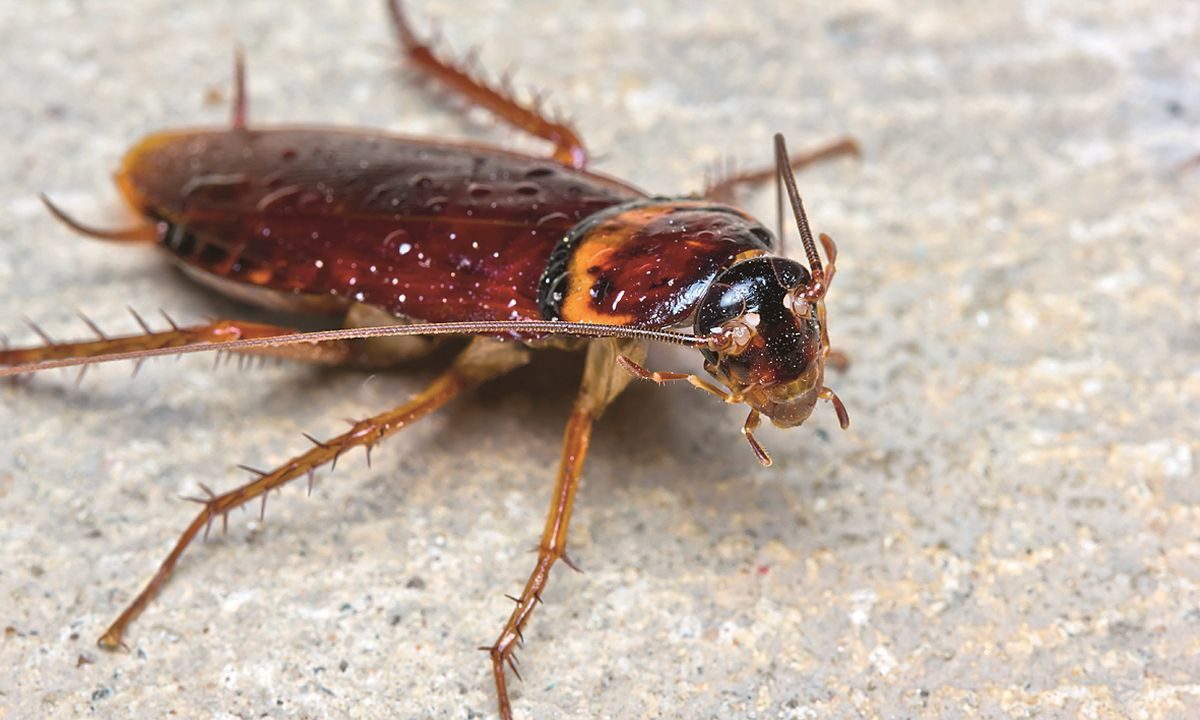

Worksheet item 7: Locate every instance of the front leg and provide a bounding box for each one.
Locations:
[486,337,646,720]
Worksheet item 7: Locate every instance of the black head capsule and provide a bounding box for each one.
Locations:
[696,256,827,428]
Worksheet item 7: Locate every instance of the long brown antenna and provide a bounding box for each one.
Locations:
[774,145,786,257]
[0,320,710,378]
[773,134,823,282]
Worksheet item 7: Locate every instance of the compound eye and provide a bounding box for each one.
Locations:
[783,287,813,320]
[715,312,760,355]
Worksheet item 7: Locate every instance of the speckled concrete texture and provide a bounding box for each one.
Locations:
[2,1,1198,718]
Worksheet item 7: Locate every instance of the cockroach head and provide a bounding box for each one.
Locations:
[693,133,849,436]
[695,255,827,428]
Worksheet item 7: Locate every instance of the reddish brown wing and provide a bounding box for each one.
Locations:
[117,128,643,323]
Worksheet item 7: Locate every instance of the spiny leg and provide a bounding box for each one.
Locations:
[386,0,588,169]
[486,338,645,720]
[0,313,352,372]
[703,136,861,205]
[98,337,529,650]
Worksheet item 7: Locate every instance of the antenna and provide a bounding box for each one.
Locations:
[773,134,824,287]
[774,144,786,257]
[0,320,711,378]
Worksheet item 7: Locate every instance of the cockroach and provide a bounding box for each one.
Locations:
[1,2,856,717]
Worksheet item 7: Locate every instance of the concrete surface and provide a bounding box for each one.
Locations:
[2,1,1198,718]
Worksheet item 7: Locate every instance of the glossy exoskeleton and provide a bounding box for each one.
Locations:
[0,2,856,718]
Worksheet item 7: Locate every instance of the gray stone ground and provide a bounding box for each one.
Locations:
[1,1,1198,718]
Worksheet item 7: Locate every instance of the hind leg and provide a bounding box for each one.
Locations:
[96,336,530,649]
[387,0,588,169]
